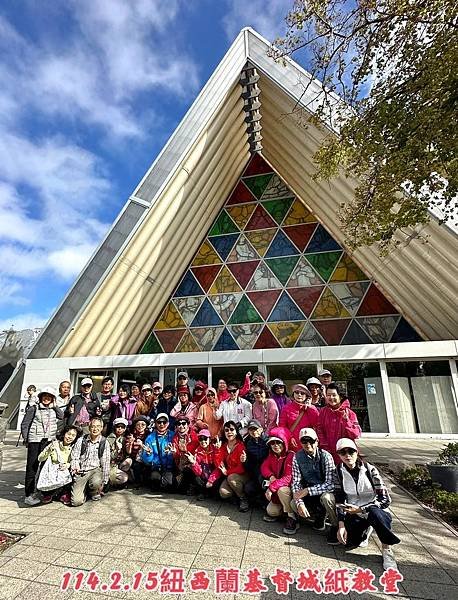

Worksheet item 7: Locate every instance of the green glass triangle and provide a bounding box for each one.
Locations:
[265,256,299,286]
[242,174,274,199]
[262,197,294,225]
[228,295,263,324]
[305,251,343,282]
[140,331,163,354]
[209,210,239,236]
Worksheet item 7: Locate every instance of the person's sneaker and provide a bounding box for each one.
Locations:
[24,495,41,506]
[91,494,102,501]
[263,513,277,522]
[312,515,326,531]
[327,526,339,545]
[239,498,250,512]
[59,493,71,505]
[41,494,53,504]
[359,526,374,548]
[382,548,398,571]
[283,516,299,535]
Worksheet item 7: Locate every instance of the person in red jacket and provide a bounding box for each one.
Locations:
[171,414,199,493]
[278,384,319,450]
[191,381,208,408]
[317,383,361,463]
[208,420,249,512]
[260,426,296,534]
[187,429,222,499]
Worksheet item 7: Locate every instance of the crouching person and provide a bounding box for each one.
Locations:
[290,427,338,541]
[107,418,132,488]
[70,417,111,506]
[187,429,222,499]
[260,427,297,534]
[334,438,400,570]
[140,413,175,491]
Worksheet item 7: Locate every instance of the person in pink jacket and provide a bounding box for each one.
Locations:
[260,426,296,535]
[317,383,361,463]
[251,382,279,433]
[278,384,319,451]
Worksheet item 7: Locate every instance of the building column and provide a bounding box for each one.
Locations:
[379,360,396,433]
[448,358,458,417]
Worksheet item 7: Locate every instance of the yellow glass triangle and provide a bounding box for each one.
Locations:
[226,203,257,229]
[283,199,317,225]
[175,331,200,352]
[245,228,277,257]
[311,288,351,319]
[154,301,186,329]
[191,240,222,266]
[268,321,305,347]
[330,254,368,282]
[209,266,242,294]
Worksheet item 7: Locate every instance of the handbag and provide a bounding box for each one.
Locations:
[36,442,72,492]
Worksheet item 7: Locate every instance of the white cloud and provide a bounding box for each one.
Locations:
[0,312,49,331]
[223,0,291,42]
[48,244,98,279]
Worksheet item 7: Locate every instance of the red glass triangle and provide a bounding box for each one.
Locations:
[313,319,350,345]
[227,260,260,288]
[191,265,222,292]
[245,205,277,230]
[288,286,324,317]
[226,181,257,206]
[253,325,281,349]
[155,329,186,352]
[357,284,397,316]
[284,223,318,252]
[243,154,274,177]
[247,289,282,319]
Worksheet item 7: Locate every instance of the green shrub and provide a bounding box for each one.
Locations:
[434,443,458,465]
[432,490,458,523]
[399,466,431,491]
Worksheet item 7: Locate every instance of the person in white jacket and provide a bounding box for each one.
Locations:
[216,383,252,436]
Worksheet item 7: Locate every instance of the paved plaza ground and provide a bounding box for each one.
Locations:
[0,433,457,600]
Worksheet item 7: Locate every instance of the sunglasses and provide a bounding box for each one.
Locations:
[269,440,282,446]
[178,376,187,380]
[300,437,316,444]
[253,391,263,396]
[338,448,357,456]
[198,436,210,441]
[82,384,92,387]
[224,427,236,432]
[194,387,204,392]
[207,392,215,396]
[156,420,167,425]
[294,391,306,395]
[228,389,237,393]
[177,420,188,426]
[143,388,152,392]
[153,387,161,391]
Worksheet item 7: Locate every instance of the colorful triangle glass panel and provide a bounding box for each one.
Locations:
[283,223,318,252]
[295,322,326,347]
[227,260,260,288]
[261,197,294,225]
[311,288,351,319]
[265,230,300,258]
[176,331,201,353]
[265,256,299,286]
[243,173,274,199]
[191,265,222,292]
[312,319,350,345]
[247,290,282,320]
[283,199,316,225]
[226,180,257,206]
[330,254,367,282]
[246,262,283,291]
[357,284,397,316]
[191,298,223,327]
[288,286,324,317]
[191,326,224,351]
[173,271,204,297]
[341,320,372,345]
[209,210,239,236]
[357,316,400,343]
[245,229,277,256]
[209,266,242,294]
[226,235,259,263]
[287,257,323,287]
[140,331,163,354]
[213,327,239,351]
[306,224,342,253]
[228,295,263,324]
[154,302,186,329]
[390,317,422,342]
[229,324,263,350]
[268,291,306,322]
[253,325,281,349]
[209,293,242,323]
[268,322,305,347]
[305,251,342,282]
[173,296,205,326]
[226,204,257,230]
[329,281,370,316]
[155,329,186,353]
[260,174,293,201]
[208,234,239,261]
[245,204,277,230]
[191,240,221,266]
[242,153,274,177]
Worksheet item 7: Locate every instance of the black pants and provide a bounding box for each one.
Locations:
[303,495,326,517]
[150,468,174,491]
[176,467,196,494]
[25,439,49,496]
[345,506,401,547]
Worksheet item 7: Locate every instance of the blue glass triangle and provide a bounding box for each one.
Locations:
[213,327,239,351]
[209,234,239,261]
[265,230,299,258]
[341,320,372,345]
[305,224,342,253]
[390,317,422,342]
[173,271,204,297]
[268,291,305,322]
[191,298,223,327]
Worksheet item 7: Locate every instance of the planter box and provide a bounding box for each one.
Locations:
[427,464,458,493]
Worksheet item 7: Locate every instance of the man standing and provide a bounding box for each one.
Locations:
[290,428,338,543]
[66,378,101,434]
[318,369,333,388]
[70,417,111,506]
[97,376,115,433]
[215,383,252,436]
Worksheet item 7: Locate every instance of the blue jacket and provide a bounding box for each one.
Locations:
[140,430,174,471]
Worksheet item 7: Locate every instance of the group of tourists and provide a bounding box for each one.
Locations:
[20,369,400,571]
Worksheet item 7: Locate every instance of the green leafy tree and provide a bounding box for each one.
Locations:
[270,1,457,251]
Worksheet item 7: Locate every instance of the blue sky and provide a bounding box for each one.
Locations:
[0,0,292,332]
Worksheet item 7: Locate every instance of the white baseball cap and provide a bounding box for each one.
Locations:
[336,438,358,452]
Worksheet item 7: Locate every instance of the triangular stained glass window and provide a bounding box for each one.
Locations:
[283,223,318,252]
[245,205,277,230]
[283,199,316,225]
[268,291,306,322]
[209,234,239,262]
[140,331,163,354]
[155,329,186,353]
[262,197,294,225]
[226,180,257,206]
[295,322,326,347]
[330,254,367,282]
[226,204,257,230]
[247,290,282,320]
[243,173,274,199]
[209,210,239,236]
[253,325,281,349]
[242,153,274,177]
[329,281,370,316]
[260,174,293,201]
[191,265,222,293]
[288,286,324,318]
[245,228,277,256]
[191,298,223,327]
[191,240,221,266]
[356,316,400,343]
[311,288,351,319]
[390,317,422,342]
[228,295,263,324]
[305,251,342,282]
[213,327,239,351]
[229,324,263,350]
[246,262,283,291]
[191,326,224,351]
[265,230,300,258]
[209,266,242,294]
[176,331,201,353]
[173,271,204,297]
[173,296,205,326]
[227,260,260,288]
[312,319,350,345]
[306,224,342,253]
[341,320,372,345]
[226,235,259,263]
[265,256,300,286]
[268,322,305,347]
[154,302,186,329]
[287,257,323,287]
[357,283,398,316]
[209,293,242,323]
